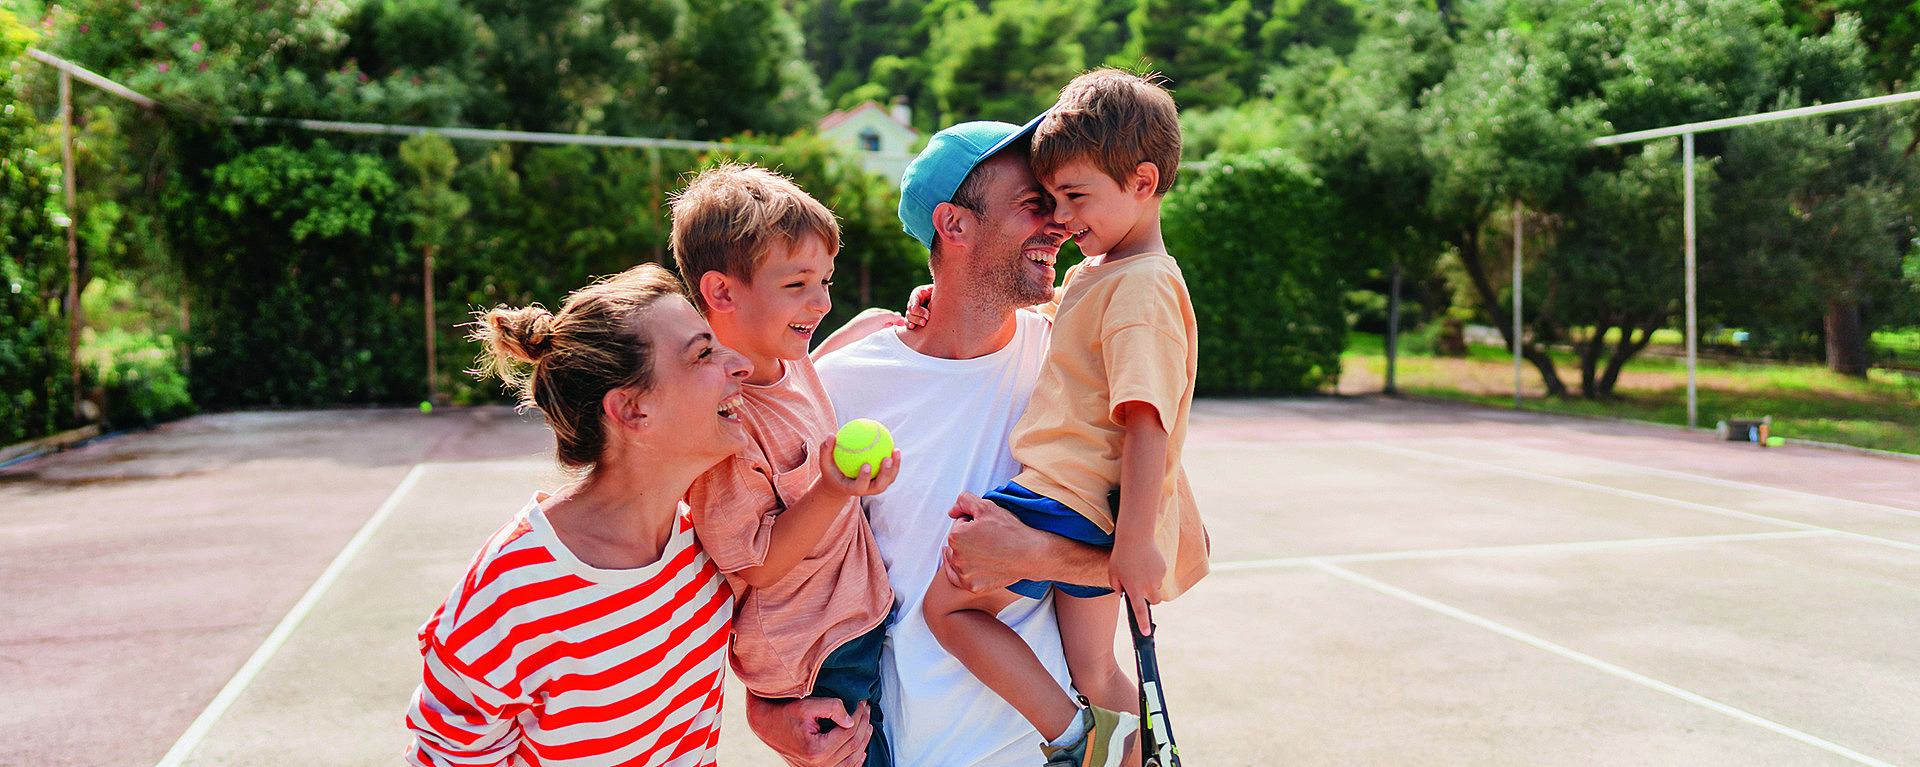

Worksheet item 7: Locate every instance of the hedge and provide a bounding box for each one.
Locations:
[1164,149,1345,395]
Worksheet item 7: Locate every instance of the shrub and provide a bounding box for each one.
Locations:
[1163,149,1343,394]
[168,138,416,407]
[79,327,195,428]
[0,9,75,444]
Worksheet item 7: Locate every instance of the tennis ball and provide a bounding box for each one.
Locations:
[833,418,894,479]
[419,400,433,414]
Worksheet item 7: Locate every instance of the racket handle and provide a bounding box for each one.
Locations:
[1128,601,1183,767]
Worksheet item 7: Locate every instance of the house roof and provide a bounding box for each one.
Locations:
[817,100,918,136]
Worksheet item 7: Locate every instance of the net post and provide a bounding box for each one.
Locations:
[1683,132,1697,430]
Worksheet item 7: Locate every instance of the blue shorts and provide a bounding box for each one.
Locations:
[771,611,893,767]
[984,481,1115,600]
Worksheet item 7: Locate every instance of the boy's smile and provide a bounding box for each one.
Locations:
[1043,158,1157,261]
[722,234,836,386]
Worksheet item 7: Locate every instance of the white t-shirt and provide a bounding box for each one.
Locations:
[815,311,1070,767]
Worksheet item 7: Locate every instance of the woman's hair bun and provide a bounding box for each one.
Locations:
[490,306,558,364]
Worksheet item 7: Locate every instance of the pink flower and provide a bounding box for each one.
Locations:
[198,62,209,72]
[156,61,170,73]
[78,24,89,32]
[357,73,369,83]
[150,20,165,30]
[191,41,203,52]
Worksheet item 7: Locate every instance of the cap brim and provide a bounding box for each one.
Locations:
[981,111,1045,160]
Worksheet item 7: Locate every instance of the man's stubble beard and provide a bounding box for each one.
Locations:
[985,232,1059,310]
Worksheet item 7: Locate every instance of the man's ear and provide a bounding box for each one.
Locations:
[698,271,737,314]
[930,201,971,248]
[1131,162,1161,199]
[602,385,649,436]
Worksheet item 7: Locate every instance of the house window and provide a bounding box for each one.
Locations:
[859,129,881,152]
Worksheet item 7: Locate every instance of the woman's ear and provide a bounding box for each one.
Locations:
[602,386,649,436]
[1131,162,1161,198]
[930,201,970,248]
[698,271,736,314]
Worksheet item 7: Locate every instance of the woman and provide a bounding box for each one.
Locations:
[405,263,751,766]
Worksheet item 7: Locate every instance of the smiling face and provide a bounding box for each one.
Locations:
[962,152,1069,308]
[1043,157,1155,260]
[628,295,753,463]
[708,234,836,386]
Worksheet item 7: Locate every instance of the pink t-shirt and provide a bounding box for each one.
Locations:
[687,355,893,698]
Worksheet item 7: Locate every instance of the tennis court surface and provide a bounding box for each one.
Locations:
[3,397,1916,766]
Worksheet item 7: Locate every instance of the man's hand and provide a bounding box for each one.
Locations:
[745,696,872,767]
[943,493,1108,593]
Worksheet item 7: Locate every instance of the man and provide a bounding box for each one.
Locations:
[746,120,1114,766]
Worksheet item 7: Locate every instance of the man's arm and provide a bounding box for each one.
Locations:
[941,492,1109,593]
[744,695,872,767]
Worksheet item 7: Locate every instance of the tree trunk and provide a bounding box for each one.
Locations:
[1595,317,1661,398]
[1449,227,1568,396]
[1577,321,1611,399]
[1824,299,1868,377]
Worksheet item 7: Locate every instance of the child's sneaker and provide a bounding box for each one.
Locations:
[1040,699,1139,767]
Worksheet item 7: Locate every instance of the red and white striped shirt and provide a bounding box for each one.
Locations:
[406,497,733,767]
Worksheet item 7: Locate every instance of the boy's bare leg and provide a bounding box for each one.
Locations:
[923,576,1080,741]
[1055,592,1142,761]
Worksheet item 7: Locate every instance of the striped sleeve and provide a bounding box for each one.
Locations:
[404,632,523,766]
[404,508,731,767]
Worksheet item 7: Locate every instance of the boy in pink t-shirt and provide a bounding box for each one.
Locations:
[672,164,902,767]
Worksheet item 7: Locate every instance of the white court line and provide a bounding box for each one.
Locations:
[1445,437,1920,521]
[1212,530,1832,572]
[1358,441,1920,555]
[1313,560,1902,767]
[156,463,428,767]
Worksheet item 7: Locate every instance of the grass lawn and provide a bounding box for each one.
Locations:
[1339,332,1920,456]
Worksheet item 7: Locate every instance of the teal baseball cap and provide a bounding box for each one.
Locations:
[897,113,1045,250]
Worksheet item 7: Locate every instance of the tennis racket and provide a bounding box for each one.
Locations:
[1127,601,1182,767]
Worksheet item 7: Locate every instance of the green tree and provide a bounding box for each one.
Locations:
[173,140,412,405]
[1120,0,1251,108]
[648,0,825,138]
[1,5,74,442]
[1709,107,1915,376]
[400,132,469,402]
[1779,0,1920,90]
[1550,141,1711,397]
[922,0,1092,124]
[1415,9,1601,396]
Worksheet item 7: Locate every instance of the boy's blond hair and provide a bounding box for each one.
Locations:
[670,163,841,312]
[1031,68,1182,196]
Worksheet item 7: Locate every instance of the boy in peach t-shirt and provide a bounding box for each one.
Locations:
[922,69,1209,767]
[673,164,902,766]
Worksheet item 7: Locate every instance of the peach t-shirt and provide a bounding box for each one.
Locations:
[1007,252,1210,599]
[686,355,892,699]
